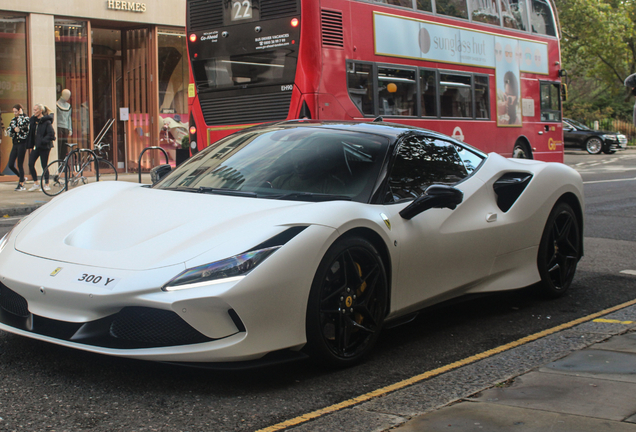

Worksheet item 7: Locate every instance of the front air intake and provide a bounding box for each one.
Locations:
[187,0,223,32]
[261,0,300,19]
[199,92,292,126]
[0,283,29,318]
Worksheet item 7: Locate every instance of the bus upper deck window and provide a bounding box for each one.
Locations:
[531,0,556,36]
[471,0,501,25]
[417,0,433,12]
[436,0,469,19]
[501,0,528,31]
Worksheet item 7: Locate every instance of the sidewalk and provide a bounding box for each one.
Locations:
[393,327,636,431]
[285,303,636,432]
[0,173,149,217]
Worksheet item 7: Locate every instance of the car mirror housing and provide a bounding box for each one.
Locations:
[150,164,172,185]
[399,185,464,220]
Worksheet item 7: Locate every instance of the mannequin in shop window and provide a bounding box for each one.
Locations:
[57,89,73,157]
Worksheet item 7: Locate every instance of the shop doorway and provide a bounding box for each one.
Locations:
[92,28,124,170]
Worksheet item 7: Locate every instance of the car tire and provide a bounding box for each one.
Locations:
[512,142,531,159]
[536,202,581,298]
[305,236,388,367]
[585,137,603,154]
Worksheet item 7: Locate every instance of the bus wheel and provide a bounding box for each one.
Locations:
[512,141,531,159]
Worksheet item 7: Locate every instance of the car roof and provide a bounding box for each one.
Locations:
[248,119,464,144]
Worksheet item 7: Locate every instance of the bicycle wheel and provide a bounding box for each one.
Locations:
[67,149,98,191]
[42,159,69,196]
[96,158,118,181]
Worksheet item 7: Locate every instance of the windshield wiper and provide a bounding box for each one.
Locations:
[197,187,257,197]
[272,192,352,202]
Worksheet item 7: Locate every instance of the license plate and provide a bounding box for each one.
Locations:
[75,272,120,290]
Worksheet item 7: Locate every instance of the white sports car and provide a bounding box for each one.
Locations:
[0,121,584,367]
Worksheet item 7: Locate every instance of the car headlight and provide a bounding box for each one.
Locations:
[162,246,280,291]
[602,134,617,141]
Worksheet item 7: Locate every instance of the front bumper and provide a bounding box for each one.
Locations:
[0,224,335,362]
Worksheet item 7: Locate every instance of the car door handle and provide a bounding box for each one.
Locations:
[486,213,497,222]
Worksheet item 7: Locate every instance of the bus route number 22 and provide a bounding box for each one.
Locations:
[232,0,252,21]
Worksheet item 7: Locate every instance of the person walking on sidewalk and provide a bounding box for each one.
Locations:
[6,104,30,191]
[26,104,56,192]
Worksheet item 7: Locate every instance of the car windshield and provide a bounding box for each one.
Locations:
[565,118,591,131]
[154,125,390,202]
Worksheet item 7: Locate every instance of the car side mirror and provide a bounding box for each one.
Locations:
[399,185,464,220]
[150,164,172,185]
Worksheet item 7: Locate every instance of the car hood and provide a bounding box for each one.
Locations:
[14,182,330,271]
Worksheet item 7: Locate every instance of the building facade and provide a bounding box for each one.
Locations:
[0,0,188,180]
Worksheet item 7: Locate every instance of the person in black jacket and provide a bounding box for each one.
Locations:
[26,104,56,192]
[7,104,30,191]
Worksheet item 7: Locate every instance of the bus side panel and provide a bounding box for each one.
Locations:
[294,0,323,119]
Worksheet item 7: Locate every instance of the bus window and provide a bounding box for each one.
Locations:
[417,0,433,12]
[373,0,415,7]
[436,0,469,19]
[530,0,556,36]
[347,63,375,116]
[540,81,561,122]
[474,75,490,119]
[420,69,437,117]
[378,67,417,116]
[471,0,501,25]
[440,73,472,118]
[501,0,528,31]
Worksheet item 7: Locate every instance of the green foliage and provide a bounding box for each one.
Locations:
[181,135,190,150]
[557,0,636,118]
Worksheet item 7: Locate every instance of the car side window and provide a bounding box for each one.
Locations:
[386,135,469,202]
[453,144,485,174]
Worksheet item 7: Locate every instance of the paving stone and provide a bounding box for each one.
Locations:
[540,349,636,382]
[591,333,636,354]
[472,371,636,421]
[392,401,636,431]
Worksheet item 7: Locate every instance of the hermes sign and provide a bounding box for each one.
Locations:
[107,1,147,12]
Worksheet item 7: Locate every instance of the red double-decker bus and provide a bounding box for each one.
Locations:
[186,0,564,162]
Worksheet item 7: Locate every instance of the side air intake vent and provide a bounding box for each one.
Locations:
[188,0,223,32]
[261,0,300,19]
[200,92,292,125]
[321,9,344,48]
[493,172,533,212]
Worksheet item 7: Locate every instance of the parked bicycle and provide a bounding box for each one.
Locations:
[42,143,114,196]
[93,141,118,181]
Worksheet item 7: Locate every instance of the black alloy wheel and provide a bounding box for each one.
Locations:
[305,237,388,367]
[536,202,581,298]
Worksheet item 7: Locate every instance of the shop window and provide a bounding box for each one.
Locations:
[55,20,90,158]
[158,28,190,167]
[0,14,28,176]
[474,75,489,119]
[436,0,469,19]
[417,0,433,12]
[540,81,561,121]
[530,0,556,36]
[378,67,416,116]
[347,62,375,116]
[420,69,437,117]
[440,73,472,118]
[501,0,528,30]
[387,136,468,202]
[471,0,501,25]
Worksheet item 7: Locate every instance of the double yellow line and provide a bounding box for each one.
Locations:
[257,298,636,432]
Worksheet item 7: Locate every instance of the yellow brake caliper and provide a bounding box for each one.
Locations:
[354,262,367,325]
